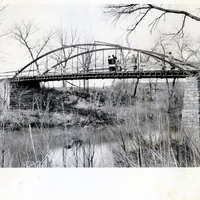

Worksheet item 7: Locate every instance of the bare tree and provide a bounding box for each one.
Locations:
[10,20,55,74]
[47,26,83,87]
[0,3,8,64]
[171,33,200,62]
[103,4,200,36]
[152,31,200,63]
[50,26,81,72]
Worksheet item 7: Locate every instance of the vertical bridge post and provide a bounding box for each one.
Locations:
[182,77,200,153]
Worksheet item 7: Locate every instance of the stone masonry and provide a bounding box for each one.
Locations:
[0,79,10,109]
[182,77,200,150]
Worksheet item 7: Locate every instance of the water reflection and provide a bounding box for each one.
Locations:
[49,143,114,167]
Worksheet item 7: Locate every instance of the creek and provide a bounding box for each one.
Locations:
[4,126,115,167]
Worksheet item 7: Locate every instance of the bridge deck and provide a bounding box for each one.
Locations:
[9,70,199,83]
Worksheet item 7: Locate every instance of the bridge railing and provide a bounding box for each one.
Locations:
[0,71,17,79]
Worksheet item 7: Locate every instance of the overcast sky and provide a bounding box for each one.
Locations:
[1,3,200,71]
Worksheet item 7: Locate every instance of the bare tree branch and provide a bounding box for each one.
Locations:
[149,12,166,33]
[103,4,200,36]
[10,20,54,74]
[126,8,151,37]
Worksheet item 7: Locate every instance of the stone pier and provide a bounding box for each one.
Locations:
[0,80,41,110]
[0,79,10,110]
[182,77,200,150]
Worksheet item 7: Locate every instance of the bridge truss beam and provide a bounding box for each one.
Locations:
[10,70,198,83]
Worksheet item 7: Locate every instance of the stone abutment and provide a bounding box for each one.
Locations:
[0,80,41,110]
[182,77,200,152]
[0,79,10,110]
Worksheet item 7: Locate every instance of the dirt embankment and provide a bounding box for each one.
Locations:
[0,87,119,131]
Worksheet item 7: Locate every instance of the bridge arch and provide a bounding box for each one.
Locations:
[13,42,195,79]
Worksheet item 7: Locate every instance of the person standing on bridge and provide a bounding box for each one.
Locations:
[112,55,117,65]
[108,55,116,72]
[169,52,175,70]
[131,54,137,71]
[108,56,112,65]
[113,55,120,71]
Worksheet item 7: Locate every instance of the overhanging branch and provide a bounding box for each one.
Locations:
[103,4,200,35]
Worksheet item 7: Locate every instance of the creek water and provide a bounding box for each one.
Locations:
[5,126,115,167]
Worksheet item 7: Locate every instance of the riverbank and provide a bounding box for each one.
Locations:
[0,107,117,131]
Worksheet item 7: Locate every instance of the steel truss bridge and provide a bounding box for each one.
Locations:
[1,42,200,85]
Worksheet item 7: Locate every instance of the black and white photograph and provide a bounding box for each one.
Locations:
[0,1,200,199]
